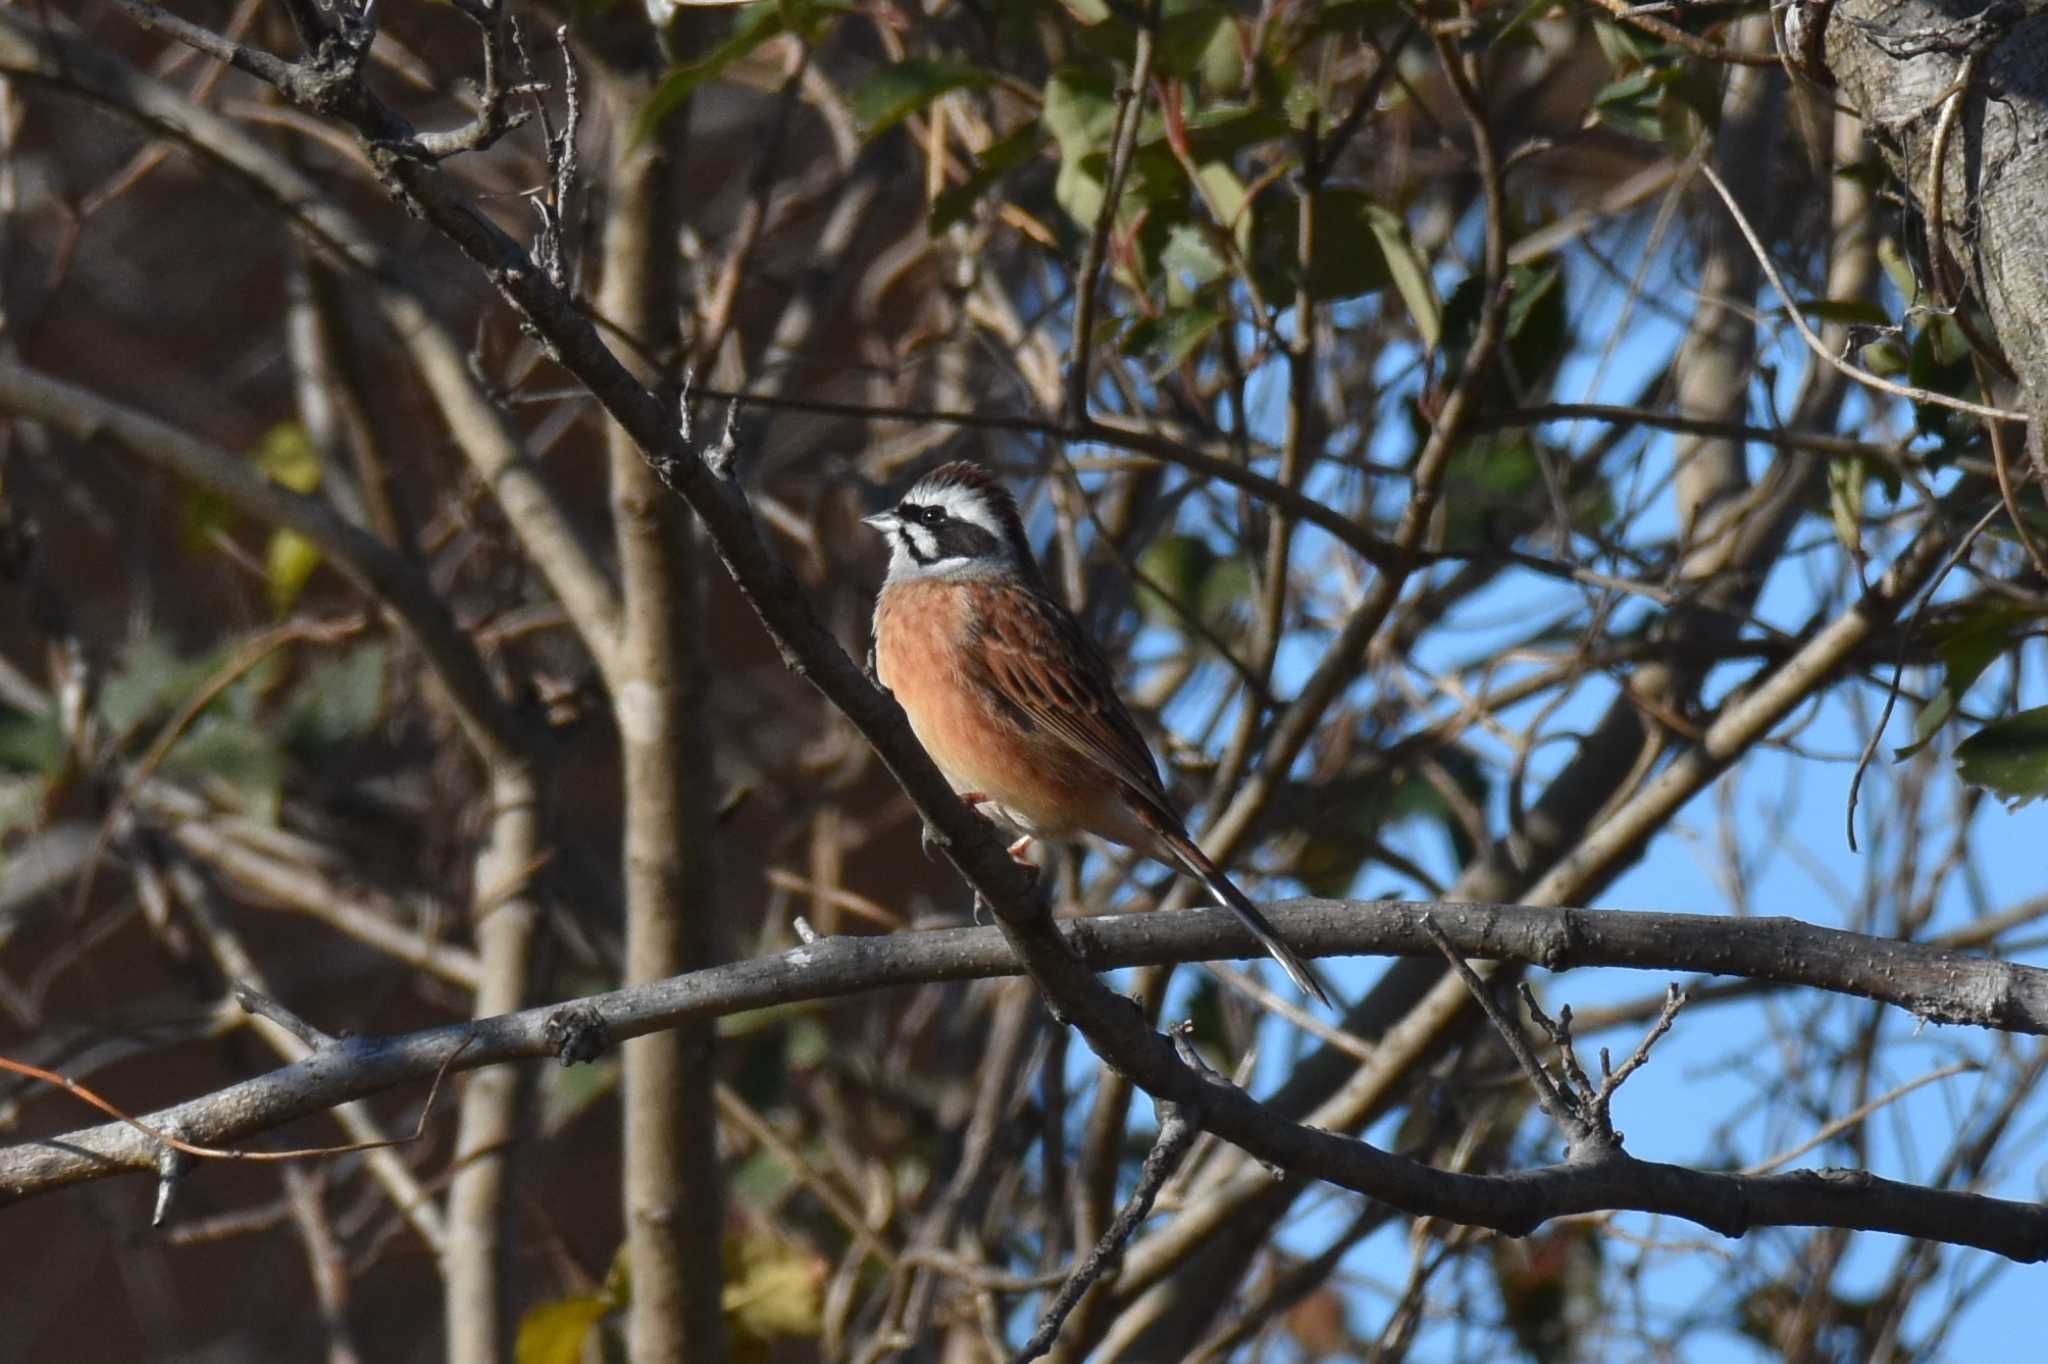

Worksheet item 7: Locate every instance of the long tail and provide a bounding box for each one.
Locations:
[1158,828,1334,1009]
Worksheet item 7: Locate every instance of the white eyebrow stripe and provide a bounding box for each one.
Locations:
[914,484,1003,538]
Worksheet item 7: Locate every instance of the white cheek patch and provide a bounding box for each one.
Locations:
[900,524,943,564]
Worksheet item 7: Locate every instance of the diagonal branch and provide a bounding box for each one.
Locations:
[0,360,528,768]
[70,0,2048,1275]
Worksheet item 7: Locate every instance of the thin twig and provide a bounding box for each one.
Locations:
[1421,915,1583,1143]
[1012,1095,1197,1363]
[1579,0,1780,65]
[1065,4,1156,427]
[1845,501,2001,850]
[1743,1060,1977,1174]
[236,986,335,1050]
[0,1036,471,1163]
[1697,160,2028,424]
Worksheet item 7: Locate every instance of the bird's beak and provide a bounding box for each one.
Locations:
[862,511,900,534]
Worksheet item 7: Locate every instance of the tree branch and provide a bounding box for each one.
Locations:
[67,0,2048,1278]
[0,359,527,769]
[6,896,2048,1251]
[592,36,728,1364]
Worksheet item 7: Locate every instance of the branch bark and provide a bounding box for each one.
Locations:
[1827,0,2048,433]
[6,893,2048,1244]
[592,45,728,1364]
[53,0,2048,1304]
[442,763,541,1364]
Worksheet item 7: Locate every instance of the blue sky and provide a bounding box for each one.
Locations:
[1061,211,2048,1356]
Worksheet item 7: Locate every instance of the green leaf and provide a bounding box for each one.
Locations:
[1437,436,1546,549]
[930,123,1043,233]
[1172,102,1289,164]
[1123,305,1227,377]
[285,642,388,752]
[99,636,223,736]
[1799,297,1892,327]
[1135,531,1249,632]
[1366,204,1439,347]
[246,422,326,613]
[1589,15,1661,72]
[1155,2,1230,78]
[147,716,280,824]
[1253,189,1391,301]
[851,59,985,141]
[1159,224,1228,293]
[1589,71,1665,142]
[1043,67,1118,159]
[178,482,239,555]
[1289,0,1401,49]
[1198,12,1247,93]
[1282,78,1323,129]
[637,2,850,141]
[1956,706,2048,803]
[1043,67,1119,231]
[730,1146,799,1212]
[1860,337,1909,376]
[785,1014,830,1068]
[1900,606,2042,756]
[1504,260,1570,384]
[1195,161,1251,250]
[1877,237,1921,308]
[1907,319,1980,437]
[516,1296,613,1364]
[1826,454,1865,558]
[0,707,62,774]
[1050,0,1111,24]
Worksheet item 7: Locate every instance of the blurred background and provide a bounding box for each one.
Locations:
[1,0,2045,1359]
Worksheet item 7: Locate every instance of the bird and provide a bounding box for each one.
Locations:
[864,460,1333,1008]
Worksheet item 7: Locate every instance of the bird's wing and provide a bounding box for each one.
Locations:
[966,581,1181,821]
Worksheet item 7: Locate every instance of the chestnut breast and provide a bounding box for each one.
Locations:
[874,577,1122,843]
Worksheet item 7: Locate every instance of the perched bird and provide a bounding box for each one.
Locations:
[864,460,1332,1008]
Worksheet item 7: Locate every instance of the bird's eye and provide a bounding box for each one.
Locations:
[908,504,947,527]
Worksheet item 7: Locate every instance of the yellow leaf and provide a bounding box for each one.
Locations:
[255,422,322,493]
[723,1233,825,1340]
[515,1296,611,1364]
[266,528,323,614]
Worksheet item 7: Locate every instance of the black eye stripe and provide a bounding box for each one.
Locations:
[934,521,998,559]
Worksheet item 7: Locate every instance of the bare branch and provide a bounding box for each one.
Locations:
[1014,1088,1197,1363]
[4,898,2048,1258]
[0,359,528,767]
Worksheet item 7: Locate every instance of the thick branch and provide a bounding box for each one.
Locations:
[594,45,729,1364]
[68,0,2048,1274]
[442,764,541,1364]
[6,896,2048,1228]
